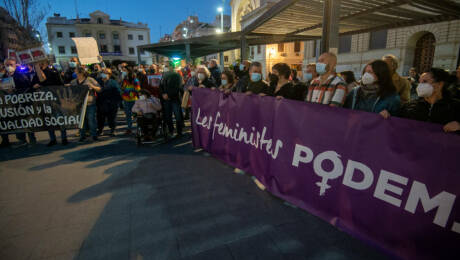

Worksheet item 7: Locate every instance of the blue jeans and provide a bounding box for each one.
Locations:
[80,104,97,138]
[163,100,184,135]
[48,129,67,142]
[123,101,135,130]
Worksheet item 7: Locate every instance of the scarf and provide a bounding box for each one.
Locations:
[360,83,379,99]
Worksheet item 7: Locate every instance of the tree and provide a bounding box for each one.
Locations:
[2,0,49,45]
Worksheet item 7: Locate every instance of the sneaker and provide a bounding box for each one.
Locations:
[62,139,68,146]
[252,176,266,191]
[47,140,57,147]
[234,168,245,175]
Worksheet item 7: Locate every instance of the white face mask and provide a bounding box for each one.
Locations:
[191,71,196,77]
[139,95,146,100]
[5,65,15,73]
[197,73,206,81]
[416,83,434,97]
[361,72,376,85]
[138,68,143,72]
[221,79,228,86]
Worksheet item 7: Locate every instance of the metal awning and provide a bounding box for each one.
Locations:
[243,0,460,36]
[138,31,319,59]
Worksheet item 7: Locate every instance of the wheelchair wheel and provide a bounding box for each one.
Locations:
[136,126,143,146]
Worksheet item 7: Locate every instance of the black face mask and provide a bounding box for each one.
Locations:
[269,73,279,86]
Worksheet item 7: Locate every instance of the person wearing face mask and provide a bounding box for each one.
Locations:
[1,58,42,146]
[63,57,79,84]
[97,68,122,136]
[132,89,162,141]
[160,64,185,137]
[305,52,347,106]
[234,60,251,92]
[69,66,102,142]
[344,60,400,119]
[400,68,460,133]
[383,54,411,103]
[303,63,317,84]
[264,63,297,100]
[245,62,269,95]
[219,70,235,93]
[194,66,216,89]
[207,59,221,87]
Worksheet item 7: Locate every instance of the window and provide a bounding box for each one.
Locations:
[138,35,144,41]
[97,18,103,24]
[140,49,145,55]
[58,46,65,54]
[294,41,301,52]
[278,43,284,52]
[369,30,388,50]
[71,46,77,54]
[85,32,91,37]
[339,35,352,54]
[257,45,261,54]
[224,56,229,62]
[100,45,108,53]
[99,33,105,39]
[113,33,119,40]
[69,32,75,38]
[128,34,133,40]
[129,47,135,54]
[57,32,63,38]
[250,47,254,56]
[114,45,121,53]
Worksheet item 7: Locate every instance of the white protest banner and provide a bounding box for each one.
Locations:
[17,50,33,64]
[71,37,100,64]
[7,49,17,61]
[29,47,47,62]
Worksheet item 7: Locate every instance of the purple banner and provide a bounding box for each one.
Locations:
[191,88,460,260]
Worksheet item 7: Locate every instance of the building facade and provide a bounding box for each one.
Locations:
[231,0,460,79]
[46,11,152,65]
[0,7,39,61]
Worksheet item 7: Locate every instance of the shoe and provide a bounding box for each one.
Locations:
[17,140,28,146]
[252,176,266,191]
[47,140,57,147]
[92,136,99,141]
[0,142,10,148]
[62,139,68,146]
[109,129,115,137]
[234,168,245,175]
[29,139,37,145]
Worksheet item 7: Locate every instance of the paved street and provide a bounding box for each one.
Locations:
[0,126,388,260]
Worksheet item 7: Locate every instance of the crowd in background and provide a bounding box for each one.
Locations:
[1,51,460,148]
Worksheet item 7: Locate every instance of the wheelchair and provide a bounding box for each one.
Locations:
[134,112,169,146]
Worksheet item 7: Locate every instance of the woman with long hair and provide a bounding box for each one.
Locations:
[344,60,400,118]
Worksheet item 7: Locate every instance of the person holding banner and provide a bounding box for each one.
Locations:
[219,70,235,93]
[244,62,269,95]
[400,68,460,133]
[63,57,79,84]
[70,66,101,142]
[121,69,141,135]
[195,66,216,89]
[1,58,39,146]
[97,68,121,136]
[264,63,299,100]
[305,52,347,106]
[344,60,401,119]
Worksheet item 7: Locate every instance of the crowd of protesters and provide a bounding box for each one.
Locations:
[1,52,460,148]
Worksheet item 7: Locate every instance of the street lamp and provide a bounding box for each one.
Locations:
[216,29,222,33]
[217,6,224,68]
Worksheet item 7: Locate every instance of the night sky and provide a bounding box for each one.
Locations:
[37,0,231,43]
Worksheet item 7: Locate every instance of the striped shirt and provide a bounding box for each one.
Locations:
[305,74,347,106]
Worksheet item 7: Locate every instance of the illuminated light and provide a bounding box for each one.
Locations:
[269,48,276,55]
[190,20,194,23]
[172,57,181,61]
[216,29,222,33]
[217,7,223,12]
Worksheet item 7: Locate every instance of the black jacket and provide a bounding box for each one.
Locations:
[209,66,221,86]
[159,71,183,101]
[400,97,460,126]
[196,77,216,89]
[266,82,298,100]
[234,74,249,93]
[247,80,269,94]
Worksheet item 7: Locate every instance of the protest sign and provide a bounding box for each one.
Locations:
[7,49,17,60]
[191,88,460,260]
[15,46,47,64]
[0,85,89,134]
[147,74,162,87]
[0,77,15,91]
[71,37,100,64]
[17,50,33,64]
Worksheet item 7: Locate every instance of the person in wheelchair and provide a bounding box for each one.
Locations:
[132,90,161,141]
